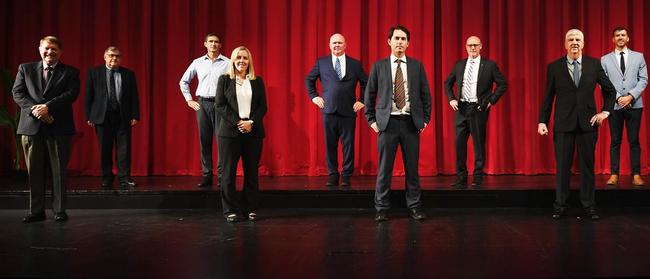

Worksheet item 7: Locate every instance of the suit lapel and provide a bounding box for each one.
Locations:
[477,59,486,85]
[406,58,416,101]
[609,52,624,78]
[35,63,44,94]
[43,65,61,96]
[227,78,240,115]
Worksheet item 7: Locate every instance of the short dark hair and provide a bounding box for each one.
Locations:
[39,36,62,49]
[388,25,410,41]
[612,26,629,37]
[205,33,221,42]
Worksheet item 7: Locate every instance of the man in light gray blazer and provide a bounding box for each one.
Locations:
[601,26,648,187]
[365,25,432,222]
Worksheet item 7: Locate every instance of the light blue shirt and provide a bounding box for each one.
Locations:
[179,54,230,100]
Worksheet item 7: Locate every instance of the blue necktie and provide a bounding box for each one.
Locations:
[572,60,580,87]
[335,57,342,80]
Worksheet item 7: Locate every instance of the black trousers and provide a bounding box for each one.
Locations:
[95,110,131,181]
[374,116,422,211]
[197,98,222,179]
[218,134,263,216]
[322,113,356,177]
[454,102,489,179]
[554,129,598,209]
[609,108,642,174]
[21,134,72,215]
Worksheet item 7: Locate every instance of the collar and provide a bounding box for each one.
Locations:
[42,61,59,69]
[332,54,346,62]
[566,55,582,65]
[391,54,407,64]
[204,53,227,61]
[615,47,629,56]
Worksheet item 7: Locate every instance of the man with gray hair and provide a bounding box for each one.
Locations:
[538,29,616,220]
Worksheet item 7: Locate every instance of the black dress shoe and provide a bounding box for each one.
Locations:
[325,175,339,187]
[119,179,137,187]
[340,176,351,187]
[225,213,239,223]
[23,212,46,223]
[583,207,600,220]
[101,180,113,188]
[198,177,212,188]
[552,208,567,220]
[471,177,483,188]
[409,208,427,221]
[54,212,69,222]
[375,211,388,222]
[451,177,467,189]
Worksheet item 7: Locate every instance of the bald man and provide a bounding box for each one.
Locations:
[305,33,368,187]
[445,36,507,189]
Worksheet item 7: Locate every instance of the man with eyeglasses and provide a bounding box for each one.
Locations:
[445,36,507,189]
[85,46,141,189]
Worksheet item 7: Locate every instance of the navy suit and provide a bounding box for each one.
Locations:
[305,55,367,178]
[12,61,80,215]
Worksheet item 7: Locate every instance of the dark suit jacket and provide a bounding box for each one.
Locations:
[12,61,80,135]
[444,57,507,108]
[539,56,616,132]
[215,74,267,138]
[305,55,368,116]
[364,57,431,131]
[85,66,140,125]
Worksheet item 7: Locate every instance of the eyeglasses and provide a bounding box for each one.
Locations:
[466,44,481,48]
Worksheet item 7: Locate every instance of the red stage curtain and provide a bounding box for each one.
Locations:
[1,0,649,176]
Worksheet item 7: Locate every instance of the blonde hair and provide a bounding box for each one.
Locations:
[228,46,256,80]
[39,36,62,49]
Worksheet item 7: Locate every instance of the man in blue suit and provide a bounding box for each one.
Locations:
[601,27,648,188]
[305,33,368,187]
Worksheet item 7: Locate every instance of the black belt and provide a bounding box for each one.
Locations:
[199,97,215,102]
[460,101,478,105]
[390,114,412,120]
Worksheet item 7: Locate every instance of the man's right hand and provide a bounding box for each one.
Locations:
[312,96,325,109]
[370,122,379,133]
[449,100,459,111]
[187,100,200,111]
[537,123,549,136]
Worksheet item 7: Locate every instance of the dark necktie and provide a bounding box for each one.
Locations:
[43,66,53,89]
[620,52,626,75]
[572,60,580,87]
[108,69,119,110]
[394,59,405,110]
[335,57,342,80]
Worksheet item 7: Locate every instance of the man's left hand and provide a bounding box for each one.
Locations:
[31,104,49,119]
[131,119,139,126]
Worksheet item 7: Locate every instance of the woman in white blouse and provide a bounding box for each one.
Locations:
[215,46,267,222]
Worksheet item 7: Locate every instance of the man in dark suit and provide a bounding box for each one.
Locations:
[365,25,431,222]
[305,33,368,187]
[85,46,140,189]
[538,29,616,220]
[445,36,507,189]
[12,36,80,223]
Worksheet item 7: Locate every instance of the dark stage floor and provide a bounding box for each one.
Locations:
[1,175,649,209]
[1,208,650,279]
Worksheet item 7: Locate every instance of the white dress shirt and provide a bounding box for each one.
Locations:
[332,54,346,78]
[390,54,410,114]
[461,55,480,102]
[236,75,253,119]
